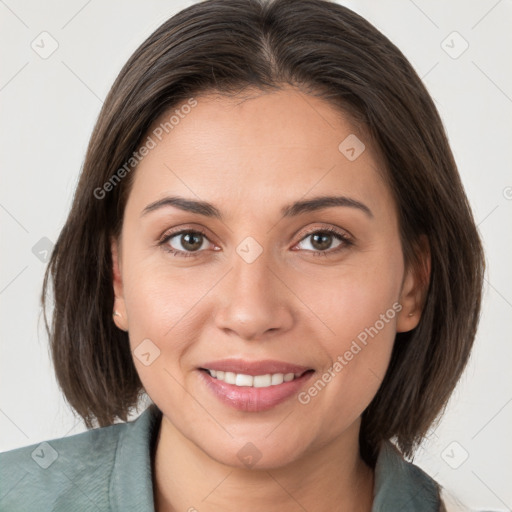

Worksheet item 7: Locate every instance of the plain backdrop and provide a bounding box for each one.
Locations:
[1,1,511,510]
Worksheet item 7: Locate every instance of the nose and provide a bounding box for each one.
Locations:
[213,246,294,341]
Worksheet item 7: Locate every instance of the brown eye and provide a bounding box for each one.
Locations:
[174,232,204,252]
[295,228,352,256]
[309,232,336,251]
[160,229,212,257]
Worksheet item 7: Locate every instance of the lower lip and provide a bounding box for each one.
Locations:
[199,370,314,412]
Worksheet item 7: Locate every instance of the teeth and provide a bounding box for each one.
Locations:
[206,370,298,388]
[271,373,284,385]
[224,372,236,385]
[254,374,271,387]
[235,373,253,386]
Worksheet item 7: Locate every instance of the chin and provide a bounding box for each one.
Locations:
[194,431,312,472]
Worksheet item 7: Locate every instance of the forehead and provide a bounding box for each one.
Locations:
[128,87,393,220]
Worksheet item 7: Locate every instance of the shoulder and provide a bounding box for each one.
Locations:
[0,419,125,511]
[0,405,160,512]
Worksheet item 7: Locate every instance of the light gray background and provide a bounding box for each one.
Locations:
[1,1,511,510]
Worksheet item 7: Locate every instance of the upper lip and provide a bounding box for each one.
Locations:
[200,359,312,376]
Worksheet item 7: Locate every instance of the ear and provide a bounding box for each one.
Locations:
[396,235,431,333]
[111,237,128,331]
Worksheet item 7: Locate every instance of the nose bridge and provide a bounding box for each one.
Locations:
[213,237,293,340]
[233,242,275,301]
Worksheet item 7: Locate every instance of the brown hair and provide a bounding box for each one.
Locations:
[42,0,484,469]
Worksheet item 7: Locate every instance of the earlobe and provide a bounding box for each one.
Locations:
[111,238,128,331]
[396,302,421,332]
[396,236,431,333]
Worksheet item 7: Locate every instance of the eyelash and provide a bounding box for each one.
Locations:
[158,226,353,258]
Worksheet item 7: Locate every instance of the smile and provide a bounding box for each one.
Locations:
[198,359,315,412]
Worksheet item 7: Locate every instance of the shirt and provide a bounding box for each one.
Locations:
[0,403,443,511]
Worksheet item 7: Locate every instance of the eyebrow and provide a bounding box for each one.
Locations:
[141,194,373,219]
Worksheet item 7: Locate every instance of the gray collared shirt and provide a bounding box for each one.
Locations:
[0,404,442,511]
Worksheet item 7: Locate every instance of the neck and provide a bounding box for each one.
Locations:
[152,416,374,512]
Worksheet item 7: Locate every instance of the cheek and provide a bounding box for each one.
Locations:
[122,253,210,338]
[293,246,403,350]
[121,264,204,408]
[292,251,402,421]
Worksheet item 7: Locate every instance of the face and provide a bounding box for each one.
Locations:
[112,87,422,469]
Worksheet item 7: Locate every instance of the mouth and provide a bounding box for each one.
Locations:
[198,359,315,412]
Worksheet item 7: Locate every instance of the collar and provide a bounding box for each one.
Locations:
[372,440,441,510]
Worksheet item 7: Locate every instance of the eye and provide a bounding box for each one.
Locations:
[159,229,215,257]
[295,227,353,256]
[158,226,353,258]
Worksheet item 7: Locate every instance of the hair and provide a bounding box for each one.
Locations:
[43,0,484,471]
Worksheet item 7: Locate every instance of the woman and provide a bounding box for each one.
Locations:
[0,0,484,510]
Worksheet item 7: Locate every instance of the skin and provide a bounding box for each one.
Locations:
[111,86,426,512]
